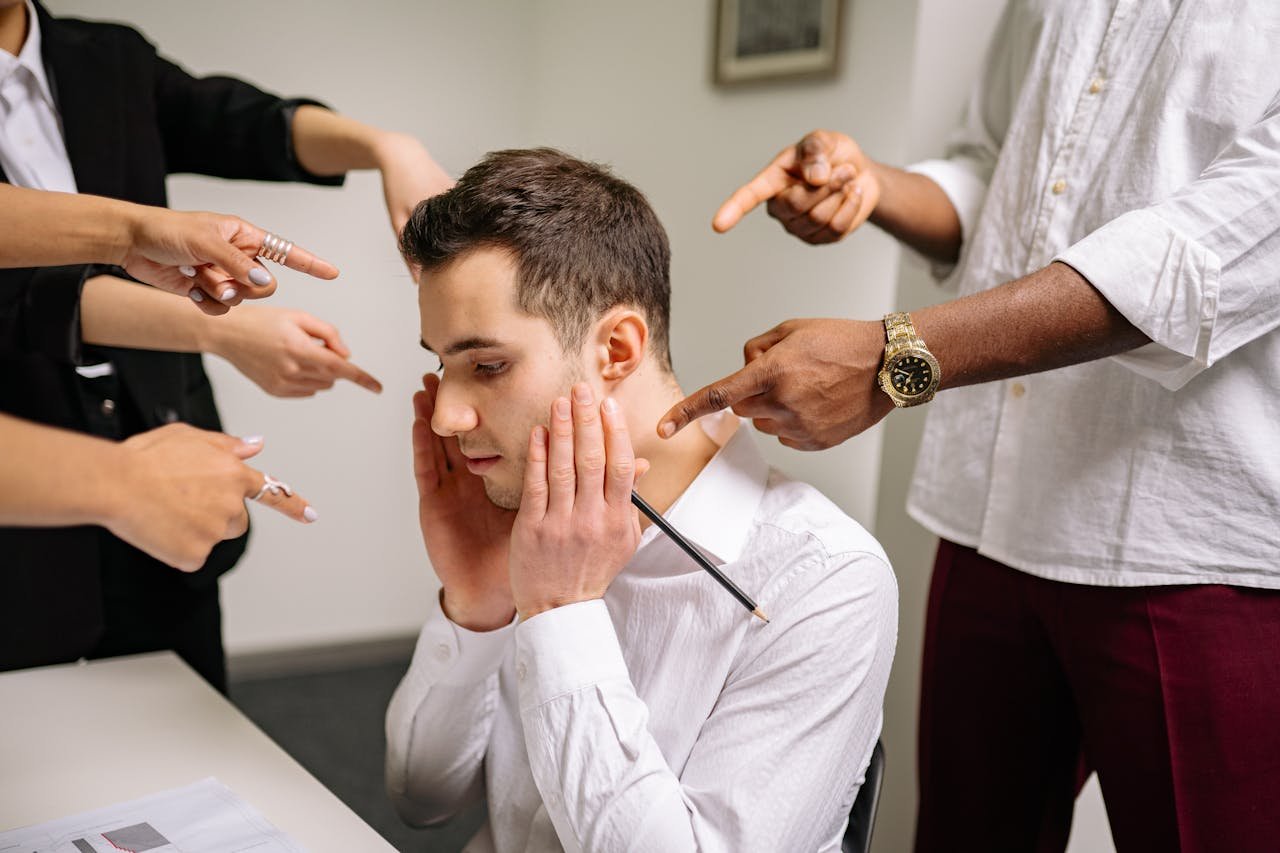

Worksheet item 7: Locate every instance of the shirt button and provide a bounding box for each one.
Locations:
[1088,76,1105,95]
[434,642,451,662]
[100,398,116,417]
[516,661,528,682]
[1010,382,1026,398]
[1051,179,1067,195]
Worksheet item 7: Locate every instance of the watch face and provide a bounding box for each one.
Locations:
[889,355,934,396]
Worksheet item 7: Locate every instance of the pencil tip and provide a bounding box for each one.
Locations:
[752,607,769,623]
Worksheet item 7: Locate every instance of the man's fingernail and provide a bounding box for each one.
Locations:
[659,421,676,438]
[573,383,593,404]
[242,434,264,445]
[602,396,619,414]
[179,265,196,278]
[555,398,570,419]
[189,289,205,303]
[303,506,319,523]
[219,286,237,301]
[249,267,272,286]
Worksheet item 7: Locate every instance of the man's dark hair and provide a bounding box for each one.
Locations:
[400,148,672,372]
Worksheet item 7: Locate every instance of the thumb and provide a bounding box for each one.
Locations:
[798,133,833,185]
[296,313,350,358]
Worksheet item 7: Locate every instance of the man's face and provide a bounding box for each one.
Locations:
[418,248,583,509]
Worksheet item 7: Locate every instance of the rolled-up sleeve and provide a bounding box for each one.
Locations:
[1055,93,1280,390]
[905,1,1023,281]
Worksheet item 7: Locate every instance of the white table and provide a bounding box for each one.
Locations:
[0,652,395,852]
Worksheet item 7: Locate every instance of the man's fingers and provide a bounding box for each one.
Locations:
[712,146,799,233]
[521,425,550,520]
[414,387,451,478]
[412,409,440,492]
[546,396,576,516]
[570,383,606,504]
[242,467,317,524]
[601,396,636,508]
[657,359,774,439]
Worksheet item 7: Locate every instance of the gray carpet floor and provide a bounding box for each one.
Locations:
[230,659,486,852]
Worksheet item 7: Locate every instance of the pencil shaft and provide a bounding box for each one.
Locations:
[631,491,759,613]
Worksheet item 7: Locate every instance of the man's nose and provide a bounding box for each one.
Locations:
[430,383,478,437]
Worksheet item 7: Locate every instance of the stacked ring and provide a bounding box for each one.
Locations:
[258,233,293,265]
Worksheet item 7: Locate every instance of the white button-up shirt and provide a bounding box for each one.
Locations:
[0,0,76,193]
[905,0,1280,588]
[385,414,897,852]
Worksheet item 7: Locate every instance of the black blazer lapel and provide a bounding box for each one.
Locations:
[34,1,128,200]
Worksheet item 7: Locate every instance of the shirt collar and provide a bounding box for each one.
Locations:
[0,1,55,108]
[635,410,769,568]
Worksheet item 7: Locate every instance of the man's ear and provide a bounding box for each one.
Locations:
[593,308,649,381]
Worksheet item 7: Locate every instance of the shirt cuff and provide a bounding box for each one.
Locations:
[402,591,516,692]
[514,599,628,712]
[904,157,990,282]
[1055,208,1221,391]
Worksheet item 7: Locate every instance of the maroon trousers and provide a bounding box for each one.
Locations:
[915,540,1280,853]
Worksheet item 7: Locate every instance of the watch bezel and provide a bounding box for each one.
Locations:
[879,346,941,406]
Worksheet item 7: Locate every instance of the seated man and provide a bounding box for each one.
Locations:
[385,148,897,852]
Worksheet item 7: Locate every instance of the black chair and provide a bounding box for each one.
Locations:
[842,739,886,853]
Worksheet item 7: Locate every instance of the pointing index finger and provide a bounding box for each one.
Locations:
[712,146,800,233]
[657,359,775,439]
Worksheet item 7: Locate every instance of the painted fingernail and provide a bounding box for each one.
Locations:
[602,397,619,414]
[555,398,570,419]
[573,383,592,404]
[303,506,319,523]
[179,265,196,277]
[189,289,205,303]
[242,435,264,445]
[219,286,237,301]
[249,267,272,286]
[659,421,676,438]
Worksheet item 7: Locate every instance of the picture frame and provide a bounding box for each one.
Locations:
[714,0,842,86]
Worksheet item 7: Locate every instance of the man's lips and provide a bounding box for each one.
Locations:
[463,453,502,475]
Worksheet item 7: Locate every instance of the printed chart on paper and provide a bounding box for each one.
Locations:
[0,778,306,853]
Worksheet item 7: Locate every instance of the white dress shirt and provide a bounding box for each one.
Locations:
[0,0,76,193]
[905,0,1280,588]
[385,413,898,852]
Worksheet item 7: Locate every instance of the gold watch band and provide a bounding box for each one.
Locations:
[884,311,919,346]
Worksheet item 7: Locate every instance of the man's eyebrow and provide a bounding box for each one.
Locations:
[418,336,506,356]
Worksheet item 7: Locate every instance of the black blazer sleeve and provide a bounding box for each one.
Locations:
[136,30,345,186]
[0,264,90,363]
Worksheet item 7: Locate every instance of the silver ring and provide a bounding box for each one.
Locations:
[250,473,294,502]
[258,233,293,265]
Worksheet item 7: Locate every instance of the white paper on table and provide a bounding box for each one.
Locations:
[0,777,308,853]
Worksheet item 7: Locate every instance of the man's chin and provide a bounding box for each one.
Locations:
[482,478,521,510]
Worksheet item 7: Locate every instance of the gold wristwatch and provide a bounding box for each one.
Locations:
[878,312,940,407]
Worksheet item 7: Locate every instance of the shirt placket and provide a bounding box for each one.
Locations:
[977,0,1138,555]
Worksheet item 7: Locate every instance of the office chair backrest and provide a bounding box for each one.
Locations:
[842,739,886,853]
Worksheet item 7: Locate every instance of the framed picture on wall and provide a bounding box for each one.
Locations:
[714,0,842,85]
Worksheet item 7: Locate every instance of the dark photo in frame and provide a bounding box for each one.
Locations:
[714,0,842,85]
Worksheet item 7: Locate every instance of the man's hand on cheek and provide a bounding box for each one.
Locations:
[413,373,517,631]
[509,383,647,620]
